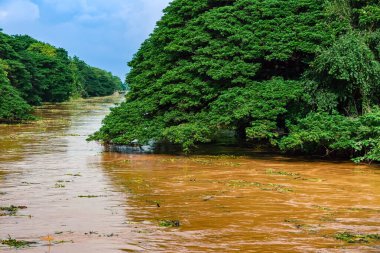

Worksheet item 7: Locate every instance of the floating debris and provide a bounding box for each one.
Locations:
[335,232,380,243]
[0,205,27,216]
[1,236,36,248]
[159,220,180,228]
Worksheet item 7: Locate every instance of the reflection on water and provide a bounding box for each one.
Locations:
[0,95,380,253]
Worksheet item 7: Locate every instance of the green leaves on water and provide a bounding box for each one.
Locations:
[335,232,380,243]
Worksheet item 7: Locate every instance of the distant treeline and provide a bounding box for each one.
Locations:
[0,30,123,122]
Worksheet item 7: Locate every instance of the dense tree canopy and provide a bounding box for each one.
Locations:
[0,30,123,122]
[0,61,32,123]
[92,0,380,162]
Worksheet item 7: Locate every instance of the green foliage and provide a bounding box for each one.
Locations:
[210,78,304,142]
[280,109,380,163]
[0,64,32,123]
[89,98,166,145]
[70,57,122,98]
[309,32,380,114]
[1,236,36,248]
[93,0,337,148]
[279,112,354,154]
[0,30,121,122]
[94,0,380,163]
[163,122,213,152]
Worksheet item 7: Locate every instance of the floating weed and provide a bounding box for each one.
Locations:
[303,178,324,182]
[1,236,37,248]
[190,158,213,165]
[218,162,241,167]
[159,220,180,228]
[312,205,332,211]
[59,133,80,137]
[319,214,337,222]
[105,233,118,237]
[284,219,301,223]
[199,155,241,160]
[54,240,74,244]
[84,231,98,235]
[347,207,380,213]
[265,169,324,183]
[0,205,27,216]
[65,173,81,177]
[266,169,300,177]
[125,178,150,189]
[261,183,294,193]
[54,183,65,188]
[284,219,317,233]
[226,180,293,193]
[190,156,242,166]
[57,180,71,183]
[335,232,380,243]
[21,181,40,185]
[227,180,261,188]
[78,195,102,198]
[159,158,180,163]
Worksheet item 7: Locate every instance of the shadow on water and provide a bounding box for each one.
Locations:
[105,141,380,169]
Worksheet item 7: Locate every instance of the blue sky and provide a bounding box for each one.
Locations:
[0,0,172,80]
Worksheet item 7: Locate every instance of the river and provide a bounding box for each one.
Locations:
[0,95,379,252]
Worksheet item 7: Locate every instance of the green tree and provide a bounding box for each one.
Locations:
[308,32,380,115]
[92,0,338,150]
[0,62,32,123]
[0,30,121,122]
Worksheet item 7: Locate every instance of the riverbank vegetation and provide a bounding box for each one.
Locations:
[91,0,380,163]
[0,30,123,123]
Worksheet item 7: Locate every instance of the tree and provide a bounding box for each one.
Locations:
[0,30,121,122]
[0,62,32,123]
[92,0,340,150]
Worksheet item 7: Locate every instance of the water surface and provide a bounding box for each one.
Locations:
[0,96,379,252]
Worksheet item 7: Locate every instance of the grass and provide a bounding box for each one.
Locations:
[335,232,380,243]
[1,236,36,248]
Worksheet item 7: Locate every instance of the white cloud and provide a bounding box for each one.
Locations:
[42,0,87,12]
[0,0,40,23]
[112,0,171,39]
[42,0,170,30]
[1,0,172,78]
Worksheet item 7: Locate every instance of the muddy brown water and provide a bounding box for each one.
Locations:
[0,95,379,253]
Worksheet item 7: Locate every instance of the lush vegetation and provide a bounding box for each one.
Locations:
[92,0,380,163]
[0,30,123,123]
